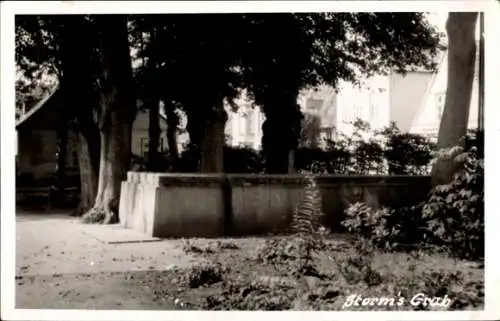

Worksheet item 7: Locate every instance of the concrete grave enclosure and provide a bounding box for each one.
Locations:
[119,172,431,238]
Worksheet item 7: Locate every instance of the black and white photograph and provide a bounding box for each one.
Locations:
[1,1,499,320]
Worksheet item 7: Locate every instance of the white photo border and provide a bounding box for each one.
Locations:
[2,1,499,320]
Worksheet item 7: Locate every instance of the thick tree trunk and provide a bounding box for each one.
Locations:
[147,99,161,171]
[262,95,302,174]
[165,102,180,169]
[90,115,132,224]
[55,119,68,207]
[83,15,136,224]
[431,12,478,186]
[59,15,101,215]
[200,100,227,173]
[73,132,99,216]
[185,110,203,172]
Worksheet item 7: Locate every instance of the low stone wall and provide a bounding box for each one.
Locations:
[119,172,431,238]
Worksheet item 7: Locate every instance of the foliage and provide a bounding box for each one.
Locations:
[253,238,303,265]
[16,13,443,175]
[170,236,483,311]
[296,120,436,175]
[393,265,484,310]
[379,122,437,175]
[240,13,442,173]
[341,138,484,261]
[202,278,296,310]
[176,144,264,173]
[423,145,484,260]
[288,173,330,277]
[342,203,398,250]
[223,146,265,173]
[183,262,228,288]
[181,240,240,255]
[174,120,437,175]
[300,113,323,148]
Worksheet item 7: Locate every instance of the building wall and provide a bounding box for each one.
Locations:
[389,72,434,132]
[225,93,264,150]
[17,109,171,181]
[16,128,79,181]
[131,109,169,157]
[335,75,390,135]
[409,47,480,136]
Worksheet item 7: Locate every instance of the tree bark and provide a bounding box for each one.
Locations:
[58,15,100,214]
[147,99,161,171]
[83,15,136,224]
[55,116,68,207]
[73,132,99,215]
[261,95,302,174]
[200,99,227,173]
[432,12,478,186]
[91,113,132,223]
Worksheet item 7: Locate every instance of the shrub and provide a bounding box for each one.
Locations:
[341,142,484,261]
[341,201,436,253]
[202,279,296,310]
[394,267,484,310]
[181,240,240,255]
[342,203,396,250]
[311,120,436,175]
[223,146,264,173]
[178,144,264,173]
[183,262,228,288]
[180,240,215,255]
[253,238,302,266]
[378,122,436,175]
[422,145,484,260]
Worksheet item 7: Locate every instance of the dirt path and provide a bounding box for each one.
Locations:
[15,212,211,309]
[16,212,207,277]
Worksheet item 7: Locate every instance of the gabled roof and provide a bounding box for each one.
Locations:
[16,83,60,129]
[16,85,168,130]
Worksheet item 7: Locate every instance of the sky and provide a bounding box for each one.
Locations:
[426,12,481,41]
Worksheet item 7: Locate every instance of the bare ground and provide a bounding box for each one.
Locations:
[15,212,484,310]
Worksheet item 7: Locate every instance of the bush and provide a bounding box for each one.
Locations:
[379,122,436,175]
[181,240,240,255]
[422,145,484,260]
[341,141,484,261]
[177,144,264,173]
[223,146,264,173]
[342,203,399,250]
[299,120,436,175]
[183,262,228,288]
[202,279,296,310]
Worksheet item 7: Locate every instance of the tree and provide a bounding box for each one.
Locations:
[242,13,443,173]
[129,16,163,171]
[128,13,442,175]
[16,15,101,213]
[83,15,137,224]
[58,15,102,215]
[431,12,479,186]
[139,14,247,173]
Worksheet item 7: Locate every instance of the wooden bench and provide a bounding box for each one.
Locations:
[16,186,79,211]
